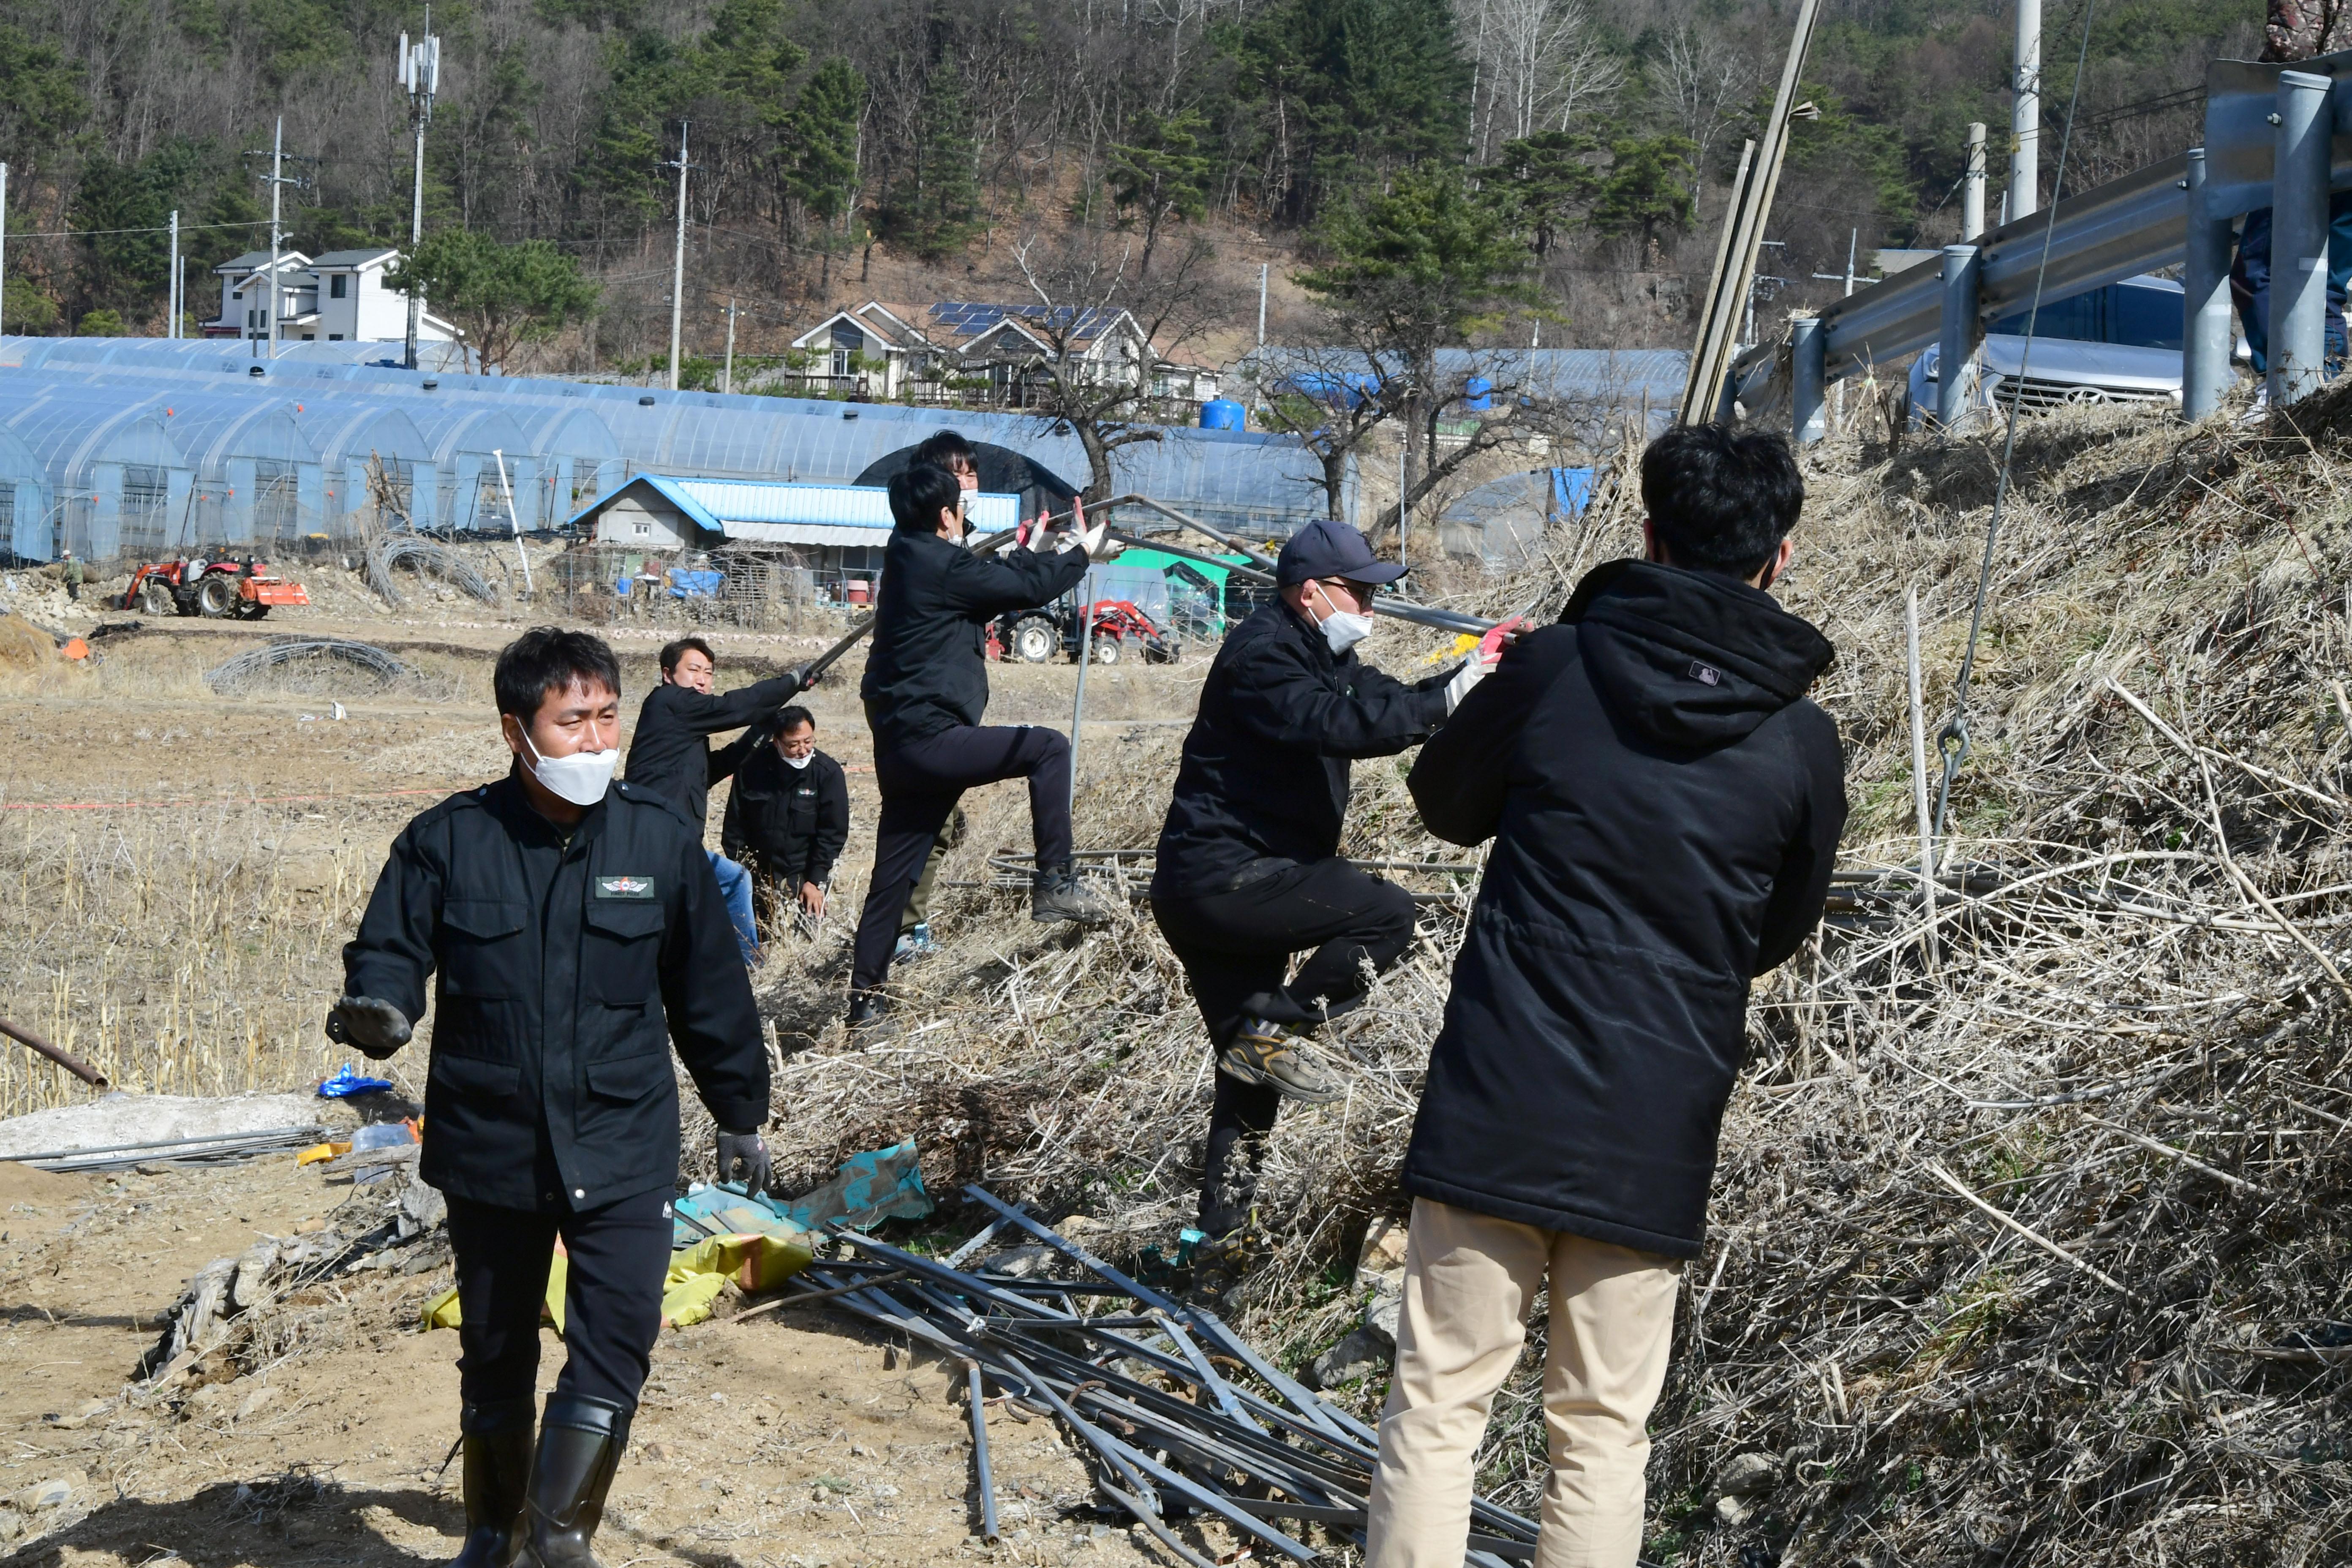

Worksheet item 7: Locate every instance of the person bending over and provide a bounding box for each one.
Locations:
[623,636,811,965]
[330,627,773,1568]
[847,462,1121,1028]
[1150,519,1501,1297]
[1365,424,1847,1568]
[721,705,849,943]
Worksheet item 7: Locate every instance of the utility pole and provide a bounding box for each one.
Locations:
[244,119,313,361]
[2011,0,2040,221]
[397,14,441,371]
[1962,123,1987,241]
[663,122,695,392]
[267,118,285,359]
[167,210,180,338]
[1256,262,1268,348]
[2,163,11,338]
[722,299,739,395]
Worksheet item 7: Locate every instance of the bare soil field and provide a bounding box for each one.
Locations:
[0,578,1222,1568]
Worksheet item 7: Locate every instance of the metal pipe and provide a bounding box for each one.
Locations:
[2270,71,2333,410]
[1936,244,1982,431]
[0,1015,108,1089]
[2182,147,2234,421]
[966,1365,999,1541]
[1103,529,1494,635]
[1790,315,1827,445]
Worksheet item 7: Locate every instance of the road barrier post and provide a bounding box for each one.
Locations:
[1937,244,1982,431]
[2181,147,2235,422]
[2270,71,2333,410]
[1791,316,1827,444]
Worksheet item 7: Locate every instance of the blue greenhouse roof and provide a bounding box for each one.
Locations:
[574,475,1019,546]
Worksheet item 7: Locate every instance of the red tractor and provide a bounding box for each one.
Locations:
[999,598,1180,665]
[122,556,312,620]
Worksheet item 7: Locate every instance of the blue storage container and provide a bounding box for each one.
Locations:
[1199,398,1247,430]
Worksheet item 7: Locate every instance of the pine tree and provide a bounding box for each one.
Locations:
[1108,110,1211,276]
[780,56,866,289]
[881,59,980,261]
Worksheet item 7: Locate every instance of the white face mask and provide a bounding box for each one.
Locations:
[781,750,814,770]
[1312,583,1374,654]
[519,728,618,806]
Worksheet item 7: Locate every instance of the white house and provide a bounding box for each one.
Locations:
[786,302,936,398]
[204,248,460,346]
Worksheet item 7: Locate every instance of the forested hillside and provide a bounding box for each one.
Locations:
[1,0,2259,366]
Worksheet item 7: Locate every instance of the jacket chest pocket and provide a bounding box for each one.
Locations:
[439,899,528,997]
[583,900,665,1005]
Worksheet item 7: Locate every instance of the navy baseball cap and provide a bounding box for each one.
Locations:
[1275,519,1409,587]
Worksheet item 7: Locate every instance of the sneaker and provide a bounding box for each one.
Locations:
[1031,863,1116,925]
[893,921,937,961]
[1217,1019,1342,1104]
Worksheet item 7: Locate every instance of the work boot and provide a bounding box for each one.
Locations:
[1187,1222,1262,1311]
[523,1394,629,1568]
[1217,1019,1342,1105]
[448,1397,534,1568]
[1031,862,1116,926]
[845,991,891,1033]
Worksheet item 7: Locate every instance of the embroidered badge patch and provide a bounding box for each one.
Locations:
[596,875,656,898]
[1688,661,1722,686]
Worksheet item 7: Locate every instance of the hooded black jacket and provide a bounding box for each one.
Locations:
[1402,560,1846,1258]
[721,745,850,888]
[1153,599,1453,897]
[625,670,805,825]
[342,775,770,1213]
[861,528,1089,753]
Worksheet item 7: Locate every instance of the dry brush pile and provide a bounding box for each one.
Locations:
[747,391,2352,1565]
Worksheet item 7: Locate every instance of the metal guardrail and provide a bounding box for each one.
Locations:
[1737,45,2352,408]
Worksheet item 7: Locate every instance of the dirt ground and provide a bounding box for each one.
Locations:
[0,1153,1167,1567]
[0,577,1214,1567]
[0,562,1251,1561]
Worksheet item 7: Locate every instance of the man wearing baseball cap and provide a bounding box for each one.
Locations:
[1150,518,1502,1301]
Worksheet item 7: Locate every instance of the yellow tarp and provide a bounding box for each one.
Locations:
[419,1232,811,1334]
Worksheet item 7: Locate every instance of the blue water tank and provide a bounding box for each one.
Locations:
[1462,377,1493,412]
[1199,398,1247,430]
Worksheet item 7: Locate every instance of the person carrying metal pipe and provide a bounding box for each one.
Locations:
[846,460,1124,1030]
[1149,518,1506,1301]
[1365,425,1846,1568]
[328,627,773,1568]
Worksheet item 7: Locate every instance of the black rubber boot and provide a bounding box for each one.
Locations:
[845,991,891,1033]
[449,1397,534,1568]
[523,1394,630,1568]
[1031,861,1116,925]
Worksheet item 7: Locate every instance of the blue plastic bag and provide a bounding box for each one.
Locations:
[318,1063,396,1099]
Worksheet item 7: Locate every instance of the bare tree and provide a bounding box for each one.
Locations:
[1654,18,1759,200]
[1463,0,1623,160]
[1006,226,1221,500]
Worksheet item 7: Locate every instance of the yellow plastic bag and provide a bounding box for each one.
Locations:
[661,1231,814,1328]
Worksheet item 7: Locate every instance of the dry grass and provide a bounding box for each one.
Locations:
[739,387,2352,1565]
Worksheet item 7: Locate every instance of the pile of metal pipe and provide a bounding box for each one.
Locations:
[769,1184,1541,1565]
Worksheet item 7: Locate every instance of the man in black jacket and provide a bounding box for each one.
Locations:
[1364,425,1846,1568]
[329,627,774,1568]
[721,705,850,942]
[847,462,1120,1027]
[624,636,811,964]
[1151,519,1497,1277]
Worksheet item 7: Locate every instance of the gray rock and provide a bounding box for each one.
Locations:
[1710,1451,1780,1499]
[1363,1287,1402,1348]
[1307,1328,1389,1389]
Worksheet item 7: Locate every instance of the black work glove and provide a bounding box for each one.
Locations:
[325,996,412,1059]
[716,1128,772,1195]
[788,662,818,691]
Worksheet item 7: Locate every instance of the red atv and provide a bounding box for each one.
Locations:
[122,557,311,620]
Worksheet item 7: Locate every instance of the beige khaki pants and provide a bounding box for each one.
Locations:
[1364,1198,1683,1568]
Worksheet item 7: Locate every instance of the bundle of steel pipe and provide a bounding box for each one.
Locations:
[753,1184,1543,1564]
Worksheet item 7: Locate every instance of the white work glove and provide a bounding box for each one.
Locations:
[1059,520,1122,561]
[1443,658,1487,713]
[1443,616,1524,714]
